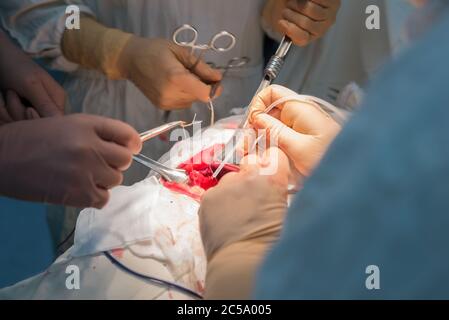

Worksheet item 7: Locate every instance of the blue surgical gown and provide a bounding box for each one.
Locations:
[255,8,449,299]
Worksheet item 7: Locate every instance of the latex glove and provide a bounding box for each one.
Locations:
[0,90,40,125]
[263,0,341,46]
[0,114,142,209]
[248,85,341,178]
[199,147,290,299]
[0,31,65,117]
[62,16,222,110]
[117,37,223,110]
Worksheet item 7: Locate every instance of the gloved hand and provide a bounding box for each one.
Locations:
[0,31,65,117]
[62,16,222,110]
[0,114,142,209]
[263,0,341,46]
[0,90,40,125]
[199,147,290,299]
[117,37,223,110]
[248,85,341,178]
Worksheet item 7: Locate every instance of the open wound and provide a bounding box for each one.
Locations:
[162,144,239,201]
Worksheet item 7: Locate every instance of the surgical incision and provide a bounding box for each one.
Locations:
[163,144,239,201]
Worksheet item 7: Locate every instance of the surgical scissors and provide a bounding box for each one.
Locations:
[173,24,236,55]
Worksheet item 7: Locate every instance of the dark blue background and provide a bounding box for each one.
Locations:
[0,198,54,288]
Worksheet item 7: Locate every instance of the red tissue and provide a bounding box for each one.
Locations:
[162,144,239,201]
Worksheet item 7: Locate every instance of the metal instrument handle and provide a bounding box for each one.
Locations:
[209,30,236,52]
[173,24,198,47]
[139,121,186,143]
[133,154,189,184]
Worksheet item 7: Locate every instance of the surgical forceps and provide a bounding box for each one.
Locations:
[164,24,244,121]
[139,121,187,143]
[208,56,250,98]
[173,24,247,95]
[173,24,236,64]
[133,153,189,184]
[133,121,189,183]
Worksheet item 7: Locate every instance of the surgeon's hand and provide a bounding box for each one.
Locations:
[0,31,65,117]
[263,0,341,46]
[117,37,223,110]
[62,16,222,110]
[0,114,142,209]
[248,85,341,178]
[199,147,290,299]
[0,90,40,125]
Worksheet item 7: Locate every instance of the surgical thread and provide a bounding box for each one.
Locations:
[263,94,349,124]
[207,99,215,126]
[212,94,348,179]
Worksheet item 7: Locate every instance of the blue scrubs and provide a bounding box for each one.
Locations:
[255,8,449,299]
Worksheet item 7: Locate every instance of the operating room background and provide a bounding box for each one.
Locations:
[0,198,54,287]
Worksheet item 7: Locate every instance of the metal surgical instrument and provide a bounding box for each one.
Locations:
[207,56,250,125]
[133,154,189,184]
[240,36,293,129]
[134,121,190,183]
[164,24,239,122]
[209,56,250,98]
[173,24,236,56]
[139,121,187,143]
[172,23,236,74]
[213,36,293,177]
[172,24,247,97]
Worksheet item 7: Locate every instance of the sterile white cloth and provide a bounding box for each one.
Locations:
[71,177,162,257]
[68,117,238,297]
[72,176,207,285]
[0,117,240,299]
